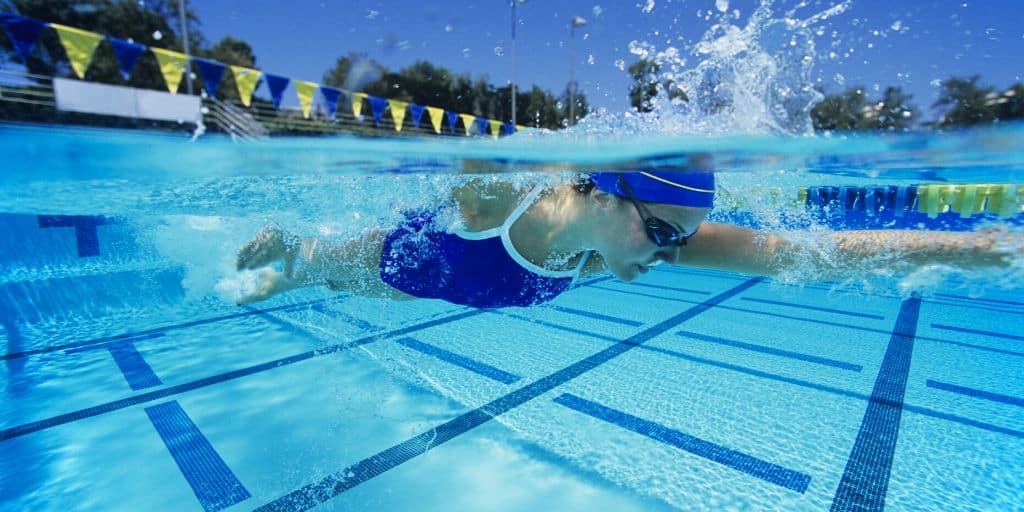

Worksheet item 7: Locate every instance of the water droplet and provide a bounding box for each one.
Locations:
[366,10,379,20]
[444,24,453,33]
[592,5,603,16]
[462,48,471,58]
[890,20,902,31]
[614,59,625,70]
[587,54,595,65]
[494,46,504,56]
[152,30,163,41]
[715,0,729,13]
[640,0,655,14]
[833,73,845,85]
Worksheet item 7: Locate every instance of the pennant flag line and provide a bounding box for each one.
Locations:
[503,123,515,136]
[230,66,262,107]
[294,80,318,118]
[388,100,407,131]
[426,106,445,134]
[474,117,488,137]
[459,114,476,136]
[0,14,45,62]
[149,47,188,93]
[408,103,425,128]
[264,73,290,109]
[194,58,226,97]
[320,86,343,118]
[489,120,503,139]
[368,96,388,125]
[51,23,103,79]
[446,111,459,134]
[351,92,367,117]
[107,37,145,80]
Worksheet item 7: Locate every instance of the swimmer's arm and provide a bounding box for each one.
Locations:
[674,222,1015,278]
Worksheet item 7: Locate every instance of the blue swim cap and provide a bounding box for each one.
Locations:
[590,170,716,208]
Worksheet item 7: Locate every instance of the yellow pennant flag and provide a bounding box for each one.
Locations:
[150,48,189,93]
[459,114,476,136]
[489,120,502,139]
[294,80,318,119]
[351,92,367,117]
[51,24,104,79]
[426,106,445,134]
[516,125,525,132]
[388,100,408,131]
[230,66,262,107]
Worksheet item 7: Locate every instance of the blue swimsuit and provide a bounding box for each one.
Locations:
[379,187,591,309]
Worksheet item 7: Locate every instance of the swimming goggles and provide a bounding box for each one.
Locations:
[616,175,692,247]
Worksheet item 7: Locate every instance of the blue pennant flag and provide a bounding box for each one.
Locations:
[106,37,145,80]
[320,86,342,118]
[264,73,290,109]
[0,14,45,62]
[474,117,489,136]
[502,123,515,136]
[408,103,425,128]
[368,95,388,125]
[445,111,459,134]
[193,59,226,97]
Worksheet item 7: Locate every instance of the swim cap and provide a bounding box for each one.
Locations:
[590,170,716,208]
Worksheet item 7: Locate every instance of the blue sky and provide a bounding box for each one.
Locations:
[194,0,1023,120]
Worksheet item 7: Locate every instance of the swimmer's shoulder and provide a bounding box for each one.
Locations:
[452,180,531,232]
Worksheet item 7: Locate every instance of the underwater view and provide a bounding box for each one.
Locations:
[1,0,1023,511]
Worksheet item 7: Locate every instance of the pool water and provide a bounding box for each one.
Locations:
[1,123,1023,511]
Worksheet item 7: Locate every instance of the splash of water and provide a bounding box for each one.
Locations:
[581,0,853,136]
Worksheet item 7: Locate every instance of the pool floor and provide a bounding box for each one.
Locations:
[2,266,1023,511]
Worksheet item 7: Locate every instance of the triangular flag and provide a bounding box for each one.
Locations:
[388,100,407,131]
[368,96,388,125]
[230,66,262,107]
[426,106,445,134]
[0,14,45,62]
[474,117,488,136]
[194,58,226,97]
[408,103,425,128]
[320,86,342,118]
[445,111,459,134]
[106,37,145,80]
[503,123,515,136]
[489,120,503,139]
[516,125,525,132]
[459,114,476,136]
[51,24,103,79]
[150,47,189,93]
[351,92,367,117]
[264,73,290,109]
[294,80,318,119]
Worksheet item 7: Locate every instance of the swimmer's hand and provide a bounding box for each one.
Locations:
[236,225,301,278]
[236,268,295,305]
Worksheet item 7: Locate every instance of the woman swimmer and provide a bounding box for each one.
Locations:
[234,171,1017,308]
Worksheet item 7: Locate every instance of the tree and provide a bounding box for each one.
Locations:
[864,86,917,131]
[628,58,660,112]
[993,83,1024,122]
[811,87,868,131]
[934,75,997,127]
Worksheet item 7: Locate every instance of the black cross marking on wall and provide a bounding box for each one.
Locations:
[37,215,114,258]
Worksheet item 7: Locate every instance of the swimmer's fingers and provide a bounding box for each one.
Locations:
[236,226,290,270]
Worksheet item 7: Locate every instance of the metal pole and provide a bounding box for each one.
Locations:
[510,0,517,126]
[178,0,193,95]
[568,17,586,126]
[568,24,575,125]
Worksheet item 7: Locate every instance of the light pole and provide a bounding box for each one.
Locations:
[178,0,193,95]
[568,16,586,125]
[510,0,526,127]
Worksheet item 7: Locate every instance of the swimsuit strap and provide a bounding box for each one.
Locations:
[501,185,546,230]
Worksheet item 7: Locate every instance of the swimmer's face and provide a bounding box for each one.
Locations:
[593,197,709,282]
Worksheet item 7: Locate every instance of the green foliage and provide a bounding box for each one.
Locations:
[812,86,917,132]
[323,55,581,128]
[628,58,660,112]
